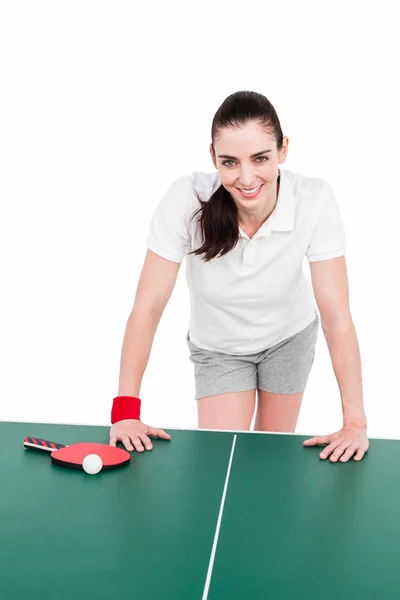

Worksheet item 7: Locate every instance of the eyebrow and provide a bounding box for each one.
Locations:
[217,149,272,159]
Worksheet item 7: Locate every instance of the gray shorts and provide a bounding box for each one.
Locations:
[186,312,320,400]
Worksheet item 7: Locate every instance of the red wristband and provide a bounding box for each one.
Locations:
[111,396,141,424]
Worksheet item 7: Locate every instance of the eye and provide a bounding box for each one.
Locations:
[222,156,269,167]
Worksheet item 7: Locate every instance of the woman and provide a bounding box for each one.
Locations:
[109,91,368,463]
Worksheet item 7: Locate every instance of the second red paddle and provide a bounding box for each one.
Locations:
[23,437,130,471]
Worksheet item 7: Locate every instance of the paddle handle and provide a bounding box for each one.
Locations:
[23,437,66,452]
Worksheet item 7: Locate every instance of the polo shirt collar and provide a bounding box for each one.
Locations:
[268,169,295,233]
[239,169,295,239]
[210,168,295,238]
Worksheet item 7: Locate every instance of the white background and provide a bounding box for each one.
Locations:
[1,1,399,439]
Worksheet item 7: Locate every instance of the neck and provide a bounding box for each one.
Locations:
[238,174,280,229]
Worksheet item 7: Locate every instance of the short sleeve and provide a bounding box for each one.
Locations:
[306,182,346,262]
[145,176,192,263]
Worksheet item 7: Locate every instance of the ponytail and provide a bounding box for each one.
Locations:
[188,185,240,261]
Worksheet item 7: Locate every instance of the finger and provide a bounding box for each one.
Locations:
[329,445,348,462]
[354,449,366,461]
[339,445,357,462]
[130,436,145,452]
[147,427,171,440]
[303,436,330,447]
[109,436,117,447]
[120,435,135,452]
[139,434,153,451]
[320,442,339,460]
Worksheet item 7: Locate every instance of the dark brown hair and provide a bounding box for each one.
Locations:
[188,90,284,262]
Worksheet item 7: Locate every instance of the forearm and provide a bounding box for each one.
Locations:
[117,309,162,398]
[323,322,367,428]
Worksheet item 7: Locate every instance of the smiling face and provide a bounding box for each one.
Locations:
[210,119,289,222]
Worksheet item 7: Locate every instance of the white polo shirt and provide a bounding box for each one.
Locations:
[145,168,346,355]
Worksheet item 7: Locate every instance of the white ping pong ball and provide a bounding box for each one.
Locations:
[82,453,103,475]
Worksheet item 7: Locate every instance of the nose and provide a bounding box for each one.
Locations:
[237,164,257,187]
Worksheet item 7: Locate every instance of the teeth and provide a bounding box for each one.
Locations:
[240,186,260,194]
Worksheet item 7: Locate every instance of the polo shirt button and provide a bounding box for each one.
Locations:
[243,246,255,266]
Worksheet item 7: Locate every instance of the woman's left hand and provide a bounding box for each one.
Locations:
[303,425,369,462]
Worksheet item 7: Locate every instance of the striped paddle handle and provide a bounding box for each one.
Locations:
[23,437,66,452]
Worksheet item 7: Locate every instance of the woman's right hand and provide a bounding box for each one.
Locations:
[109,419,171,452]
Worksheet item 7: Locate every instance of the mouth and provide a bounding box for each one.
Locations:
[235,184,264,199]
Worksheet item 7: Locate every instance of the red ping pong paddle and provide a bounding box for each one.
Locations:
[23,437,130,470]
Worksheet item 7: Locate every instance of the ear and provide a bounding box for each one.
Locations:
[278,136,289,165]
[209,144,217,169]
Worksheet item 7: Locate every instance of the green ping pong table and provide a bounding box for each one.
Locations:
[0,420,399,599]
